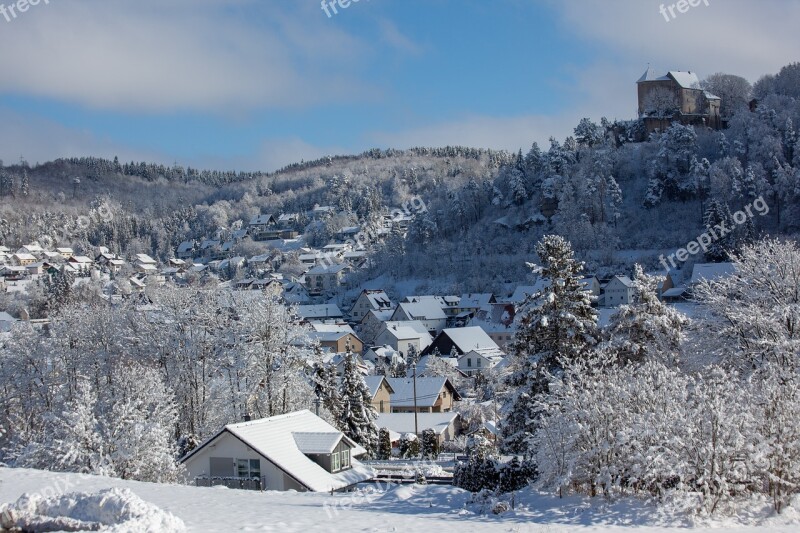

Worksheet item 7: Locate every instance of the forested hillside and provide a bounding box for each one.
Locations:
[1,63,798,292]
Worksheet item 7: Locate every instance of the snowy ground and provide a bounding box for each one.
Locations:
[1,468,799,532]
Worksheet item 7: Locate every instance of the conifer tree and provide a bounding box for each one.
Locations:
[338,353,379,457]
[501,235,598,454]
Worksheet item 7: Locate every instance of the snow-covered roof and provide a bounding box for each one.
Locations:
[13,253,36,261]
[395,300,447,321]
[379,321,432,342]
[136,254,157,264]
[292,432,344,454]
[508,279,550,303]
[637,66,660,83]
[386,377,459,408]
[0,311,15,322]
[609,275,633,288]
[182,410,372,492]
[691,263,735,285]
[459,293,494,309]
[296,304,344,320]
[668,71,702,89]
[306,263,348,275]
[375,412,459,437]
[439,326,502,355]
[70,256,93,264]
[177,241,195,254]
[362,290,393,310]
[250,214,275,226]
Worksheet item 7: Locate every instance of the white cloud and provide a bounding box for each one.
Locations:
[0,0,379,113]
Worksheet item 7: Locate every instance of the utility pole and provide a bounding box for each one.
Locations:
[412,363,419,438]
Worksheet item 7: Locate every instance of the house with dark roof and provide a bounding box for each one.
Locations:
[385,377,461,413]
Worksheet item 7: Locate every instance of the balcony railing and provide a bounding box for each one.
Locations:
[195,476,262,491]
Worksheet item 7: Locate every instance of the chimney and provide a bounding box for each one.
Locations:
[243,414,251,422]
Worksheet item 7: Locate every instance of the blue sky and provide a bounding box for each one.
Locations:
[0,0,797,171]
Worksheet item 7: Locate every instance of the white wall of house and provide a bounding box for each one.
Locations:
[183,432,306,492]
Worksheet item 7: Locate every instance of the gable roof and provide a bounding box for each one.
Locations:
[691,262,735,285]
[292,432,344,454]
[250,214,276,226]
[378,321,432,341]
[386,377,461,408]
[181,410,372,492]
[394,300,447,321]
[363,375,395,398]
[296,304,344,320]
[668,70,702,89]
[438,326,502,355]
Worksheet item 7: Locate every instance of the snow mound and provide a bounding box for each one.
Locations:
[0,487,186,532]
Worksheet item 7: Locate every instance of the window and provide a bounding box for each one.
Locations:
[236,458,261,479]
[332,451,341,471]
[467,358,472,367]
[477,358,482,368]
[341,449,350,469]
[379,400,385,413]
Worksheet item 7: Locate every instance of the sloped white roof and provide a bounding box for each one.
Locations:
[250,214,275,226]
[379,321,432,342]
[363,290,393,310]
[440,326,501,355]
[608,275,633,288]
[460,293,494,309]
[508,279,550,303]
[296,304,343,320]
[136,253,157,264]
[375,412,459,437]
[691,262,735,285]
[292,432,344,454]
[306,263,348,275]
[394,300,446,321]
[183,410,372,492]
[668,71,702,89]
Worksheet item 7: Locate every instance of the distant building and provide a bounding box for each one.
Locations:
[637,68,721,134]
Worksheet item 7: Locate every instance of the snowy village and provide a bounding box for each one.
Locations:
[0,1,800,532]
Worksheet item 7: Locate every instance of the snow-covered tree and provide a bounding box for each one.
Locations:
[338,353,379,457]
[603,265,688,365]
[501,235,599,454]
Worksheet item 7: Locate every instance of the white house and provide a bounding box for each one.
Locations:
[180,410,374,492]
[349,289,394,321]
[374,321,433,356]
[304,263,349,296]
[357,309,394,345]
[385,377,461,413]
[390,301,447,335]
[603,275,634,306]
[457,350,506,377]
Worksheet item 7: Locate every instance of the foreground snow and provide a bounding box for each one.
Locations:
[1,468,799,532]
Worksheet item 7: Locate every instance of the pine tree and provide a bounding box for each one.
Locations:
[703,199,734,262]
[501,235,599,454]
[338,353,379,457]
[311,359,341,424]
[19,169,29,197]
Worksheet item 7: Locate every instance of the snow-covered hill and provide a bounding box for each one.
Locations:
[2,468,799,532]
